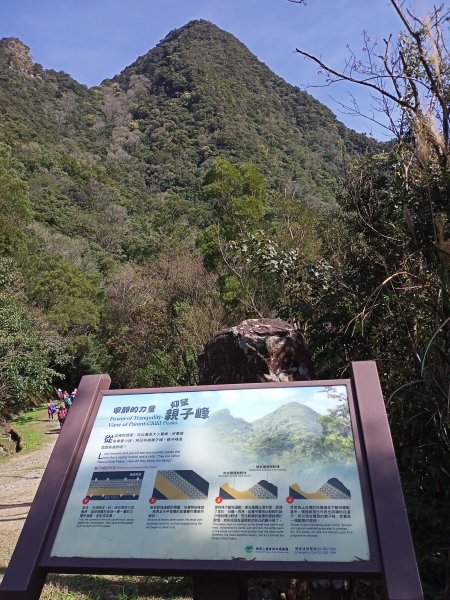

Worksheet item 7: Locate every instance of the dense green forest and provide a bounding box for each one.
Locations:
[0,12,448,598]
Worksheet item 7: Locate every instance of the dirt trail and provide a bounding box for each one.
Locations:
[0,418,59,581]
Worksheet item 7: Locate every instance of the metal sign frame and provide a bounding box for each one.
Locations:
[0,362,423,600]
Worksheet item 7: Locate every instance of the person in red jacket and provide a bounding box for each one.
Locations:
[57,405,67,428]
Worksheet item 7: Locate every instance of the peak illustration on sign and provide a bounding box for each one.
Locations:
[289,478,351,500]
[219,479,278,500]
[152,470,209,500]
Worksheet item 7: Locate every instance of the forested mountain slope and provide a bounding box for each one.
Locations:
[109,20,377,200]
[0,19,378,405]
[1,20,378,214]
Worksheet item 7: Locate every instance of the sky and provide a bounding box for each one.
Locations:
[0,0,434,140]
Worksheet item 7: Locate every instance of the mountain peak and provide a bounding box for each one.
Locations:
[162,19,235,42]
[0,37,36,78]
[113,18,251,86]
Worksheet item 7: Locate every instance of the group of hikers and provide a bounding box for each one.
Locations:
[47,388,77,428]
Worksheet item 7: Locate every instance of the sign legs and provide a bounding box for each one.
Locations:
[193,575,248,599]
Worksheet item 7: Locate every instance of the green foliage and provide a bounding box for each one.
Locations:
[0,144,33,254]
[312,404,353,461]
[196,224,222,271]
[202,158,267,230]
[111,20,378,198]
[0,259,62,415]
[131,348,197,389]
[23,252,102,334]
[101,247,220,389]
[63,335,112,388]
[198,159,326,321]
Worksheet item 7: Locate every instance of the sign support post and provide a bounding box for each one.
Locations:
[0,374,111,600]
[193,575,247,600]
[351,361,423,600]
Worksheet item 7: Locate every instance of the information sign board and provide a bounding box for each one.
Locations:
[50,383,371,563]
[0,363,424,600]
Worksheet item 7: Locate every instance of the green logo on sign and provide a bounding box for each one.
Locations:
[245,545,254,554]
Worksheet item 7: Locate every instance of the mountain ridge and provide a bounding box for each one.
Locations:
[0,20,379,201]
[102,19,379,197]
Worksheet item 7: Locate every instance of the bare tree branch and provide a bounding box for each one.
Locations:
[294,0,449,168]
[295,47,415,110]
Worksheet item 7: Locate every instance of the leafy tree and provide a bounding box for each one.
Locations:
[0,259,62,415]
[201,157,267,232]
[0,143,33,255]
[102,245,223,388]
[198,159,326,322]
[63,335,111,389]
[23,252,102,335]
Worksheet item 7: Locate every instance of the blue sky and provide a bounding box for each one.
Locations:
[0,1,432,139]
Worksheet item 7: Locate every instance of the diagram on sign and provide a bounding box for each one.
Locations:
[289,477,351,500]
[219,479,278,500]
[85,471,144,500]
[152,469,209,500]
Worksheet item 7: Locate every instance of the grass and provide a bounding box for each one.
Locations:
[11,405,53,453]
[41,574,193,600]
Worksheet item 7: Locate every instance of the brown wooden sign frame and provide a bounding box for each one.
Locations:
[0,362,423,600]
